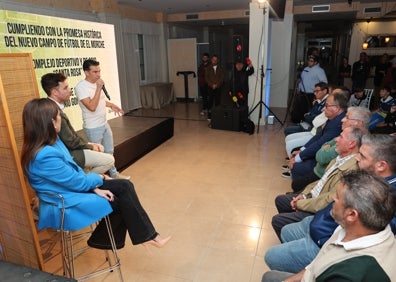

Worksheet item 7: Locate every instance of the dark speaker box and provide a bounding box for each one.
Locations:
[211,105,248,131]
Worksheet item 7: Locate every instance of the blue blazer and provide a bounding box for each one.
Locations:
[299,111,346,161]
[27,138,112,231]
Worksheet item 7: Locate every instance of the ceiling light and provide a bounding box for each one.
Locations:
[362,42,368,50]
[385,37,390,43]
[257,0,267,9]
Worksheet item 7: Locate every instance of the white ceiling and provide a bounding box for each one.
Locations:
[117,0,251,14]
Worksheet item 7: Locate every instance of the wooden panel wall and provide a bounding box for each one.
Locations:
[0,54,43,269]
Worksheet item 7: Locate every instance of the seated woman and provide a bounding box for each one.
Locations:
[21,98,170,249]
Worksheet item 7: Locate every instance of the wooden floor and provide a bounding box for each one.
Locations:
[42,101,290,282]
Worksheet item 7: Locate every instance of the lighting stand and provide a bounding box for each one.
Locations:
[249,65,283,133]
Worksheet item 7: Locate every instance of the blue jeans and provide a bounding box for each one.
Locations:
[265,216,320,273]
[84,123,118,176]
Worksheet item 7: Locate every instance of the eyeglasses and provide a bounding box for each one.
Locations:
[314,89,322,93]
[344,116,361,121]
[324,104,338,108]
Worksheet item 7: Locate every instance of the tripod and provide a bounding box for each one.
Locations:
[249,65,283,133]
[282,77,300,125]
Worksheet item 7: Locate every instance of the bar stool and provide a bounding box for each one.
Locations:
[40,192,124,281]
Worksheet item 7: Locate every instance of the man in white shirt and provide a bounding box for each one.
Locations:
[75,59,130,180]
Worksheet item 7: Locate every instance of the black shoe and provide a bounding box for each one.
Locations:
[285,157,290,161]
[281,165,289,171]
[281,171,291,178]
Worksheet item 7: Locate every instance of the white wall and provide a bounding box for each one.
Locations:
[248,1,269,125]
[249,1,293,126]
[269,15,293,108]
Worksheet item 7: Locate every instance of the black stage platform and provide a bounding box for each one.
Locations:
[108,115,174,170]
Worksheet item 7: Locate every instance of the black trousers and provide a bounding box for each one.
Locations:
[88,179,157,249]
[291,171,320,193]
[271,193,313,241]
[200,85,209,110]
[208,87,222,111]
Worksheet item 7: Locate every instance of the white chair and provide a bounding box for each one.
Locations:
[363,88,374,109]
[40,192,124,281]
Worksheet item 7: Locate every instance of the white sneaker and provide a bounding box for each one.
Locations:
[112,173,131,180]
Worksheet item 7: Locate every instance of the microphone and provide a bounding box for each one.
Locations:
[102,85,111,100]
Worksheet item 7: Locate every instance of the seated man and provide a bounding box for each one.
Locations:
[265,134,396,274]
[283,90,348,179]
[272,126,366,240]
[263,170,396,282]
[369,85,394,130]
[284,112,327,159]
[284,82,328,136]
[348,87,369,107]
[371,103,396,135]
[291,106,371,192]
[41,73,115,174]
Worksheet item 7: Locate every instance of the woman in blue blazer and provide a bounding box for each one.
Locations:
[21,98,170,249]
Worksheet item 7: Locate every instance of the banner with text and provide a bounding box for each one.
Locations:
[0,10,121,129]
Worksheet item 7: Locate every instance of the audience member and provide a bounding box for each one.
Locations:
[374,53,390,88]
[348,87,369,108]
[383,57,396,87]
[291,55,327,123]
[205,54,224,119]
[291,106,370,192]
[75,59,130,180]
[371,104,396,135]
[272,126,365,240]
[41,72,115,174]
[351,52,370,90]
[283,90,348,179]
[21,99,171,250]
[228,59,254,107]
[391,82,396,99]
[373,53,391,108]
[369,85,395,130]
[284,82,328,136]
[263,170,396,282]
[337,56,351,86]
[198,53,211,116]
[265,134,396,274]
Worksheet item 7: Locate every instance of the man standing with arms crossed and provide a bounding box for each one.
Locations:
[75,59,130,179]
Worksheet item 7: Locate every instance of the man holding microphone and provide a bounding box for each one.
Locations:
[75,59,130,180]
